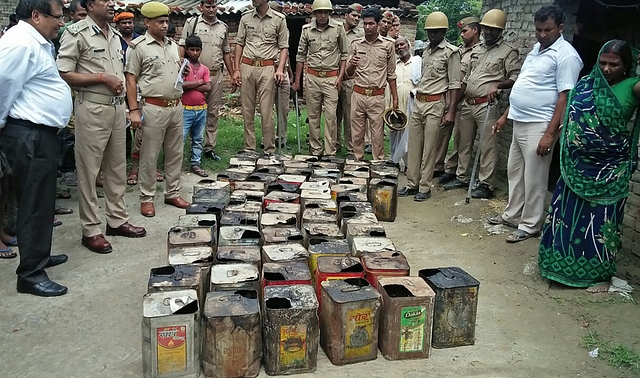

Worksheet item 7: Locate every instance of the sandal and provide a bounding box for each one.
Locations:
[127,171,138,185]
[506,229,539,243]
[3,237,17,246]
[53,219,62,227]
[156,170,165,182]
[191,166,209,178]
[487,214,518,228]
[56,187,71,199]
[0,247,17,259]
[55,205,74,215]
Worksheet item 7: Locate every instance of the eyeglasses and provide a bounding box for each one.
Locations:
[42,12,65,22]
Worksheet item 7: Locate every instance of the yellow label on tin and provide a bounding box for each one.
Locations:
[280,325,307,367]
[345,308,373,358]
[156,325,187,374]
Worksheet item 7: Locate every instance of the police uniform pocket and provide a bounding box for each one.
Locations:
[143,55,162,75]
[309,38,321,53]
[262,25,277,44]
[88,50,109,67]
[374,53,387,68]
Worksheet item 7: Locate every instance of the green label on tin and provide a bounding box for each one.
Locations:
[399,306,426,352]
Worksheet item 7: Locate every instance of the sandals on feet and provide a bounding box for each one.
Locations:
[0,247,17,259]
[487,215,518,228]
[506,229,539,243]
[55,205,74,215]
[156,170,165,182]
[127,172,138,185]
[56,187,71,199]
[191,166,209,177]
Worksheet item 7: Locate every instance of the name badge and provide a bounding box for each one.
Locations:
[93,48,105,53]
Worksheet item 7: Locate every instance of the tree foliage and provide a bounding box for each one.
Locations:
[416,0,482,44]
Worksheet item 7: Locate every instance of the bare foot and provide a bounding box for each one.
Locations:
[586,283,610,293]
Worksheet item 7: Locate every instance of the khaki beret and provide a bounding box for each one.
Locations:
[457,16,481,29]
[141,2,170,19]
[347,3,363,13]
[269,1,283,11]
[382,10,394,21]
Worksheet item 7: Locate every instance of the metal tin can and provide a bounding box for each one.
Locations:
[229,157,256,168]
[337,177,368,193]
[176,214,217,245]
[232,190,265,203]
[142,289,200,378]
[330,184,361,201]
[210,263,260,292]
[167,227,213,252]
[300,180,330,191]
[284,167,313,177]
[378,276,435,360]
[262,243,309,263]
[293,154,320,163]
[345,224,387,249]
[300,189,332,202]
[263,191,300,209]
[261,227,304,245]
[302,208,338,225]
[335,191,369,204]
[218,226,261,247]
[192,180,230,205]
[369,164,400,179]
[319,278,380,365]
[225,200,262,215]
[418,267,480,349]
[262,261,313,288]
[231,181,265,192]
[361,251,410,289]
[307,239,351,278]
[148,265,205,308]
[339,202,373,227]
[277,174,307,184]
[168,246,214,286]
[342,170,369,181]
[312,168,341,181]
[215,246,261,269]
[368,178,398,222]
[216,167,254,182]
[342,213,379,235]
[203,290,262,378]
[284,160,311,169]
[256,155,283,167]
[219,211,260,228]
[263,284,319,375]
[246,172,278,184]
[254,165,285,175]
[267,180,301,194]
[186,202,225,222]
[315,257,365,306]
[264,202,301,217]
[310,161,339,170]
[300,198,337,212]
[350,237,396,257]
[343,164,369,172]
[260,213,298,229]
[302,223,344,249]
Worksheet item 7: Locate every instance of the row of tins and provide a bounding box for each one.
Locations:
[141,152,480,378]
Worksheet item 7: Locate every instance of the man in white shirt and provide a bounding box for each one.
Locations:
[491,6,583,243]
[0,0,73,296]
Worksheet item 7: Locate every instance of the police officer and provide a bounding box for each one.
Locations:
[438,16,481,184]
[443,9,520,199]
[125,1,191,217]
[57,0,146,254]
[346,6,398,161]
[269,1,293,149]
[233,0,289,156]
[180,0,234,161]
[398,12,460,202]
[379,10,394,38]
[292,0,348,157]
[336,3,363,156]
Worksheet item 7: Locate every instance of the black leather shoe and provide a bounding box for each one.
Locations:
[443,178,469,190]
[398,187,418,197]
[414,191,431,202]
[17,278,68,297]
[471,184,494,199]
[204,150,221,161]
[433,170,445,178]
[46,254,68,268]
[438,172,456,184]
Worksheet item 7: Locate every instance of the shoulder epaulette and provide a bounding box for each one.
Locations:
[381,36,394,42]
[302,23,311,30]
[129,35,145,48]
[66,19,89,35]
[271,9,285,18]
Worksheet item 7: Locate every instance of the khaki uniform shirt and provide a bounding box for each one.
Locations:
[236,8,288,60]
[464,37,520,98]
[57,16,125,96]
[296,19,348,71]
[345,25,364,47]
[348,34,396,89]
[125,33,182,100]
[459,41,479,79]
[179,16,230,71]
[417,39,460,95]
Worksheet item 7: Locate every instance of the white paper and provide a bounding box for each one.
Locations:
[174,59,189,90]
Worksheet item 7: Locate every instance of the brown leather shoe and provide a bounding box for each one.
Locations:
[81,234,112,254]
[164,196,190,209]
[141,202,155,217]
[106,222,147,238]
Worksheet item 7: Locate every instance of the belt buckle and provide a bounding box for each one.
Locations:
[167,100,178,107]
[318,71,327,78]
[364,88,373,96]
[253,60,262,67]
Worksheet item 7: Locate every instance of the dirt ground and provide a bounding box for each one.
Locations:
[1,172,639,378]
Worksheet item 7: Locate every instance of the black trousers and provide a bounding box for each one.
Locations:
[1,120,61,283]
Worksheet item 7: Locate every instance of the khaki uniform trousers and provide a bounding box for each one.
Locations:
[456,102,499,189]
[502,121,553,234]
[351,92,385,160]
[276,74,290,141]
[74,98,129,237]
[443,105,463,174]
[203,72,224,154]
[131,127,143,159]
[406,98,446,193]
[139,103,183,202]
[241,64,276,154]
[336,79,354,152]
[306,74,338,156]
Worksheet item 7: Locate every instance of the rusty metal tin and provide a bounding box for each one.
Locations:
[210,262,260,292]
[339,202,374,225]
[320,156,345,167]
[262,243,309,263]
[217,167,254,182]
[262,261,313,288]
[256,155,283,167]
[232,190,265,203]
[225,201,262,214]
[284,167,314,177]
[319,278,381,365]
[342,170,370,180]
[315,257,365,306]
[301,198,337,211]
[229,156,256,168]
[267,180,301,194]
[378,276,436,360]
[330,184,361,202]
[337,177,368,193]
[218,226,261,247]
[148,265,205,307]
[300,180,329,191]
[309,175,337,185]
[343,163,370,172]
[167,227,213,252]
[300,188,332,202]
[168,246,214,288]
[246,172,278,184]
[262,227,304,245]
[302,223,344,248]
[277,174,307,184]
[341,212,379,235]
[350,236,395,257]
[263,284,319,375]
[418,267,480,349]
[142,289,200,378]
[310,161,339,170]
[368,178,398,222]
[215,246,261,268]
[264,202,301,217]
[361,251,410,289]
[302,208,338,225]
[186,202,225,222]
[192,179,230,205]
[308,240,351,277]
[293,154,320,162]
[312,168,341,180]
[202,290,262,378]
[263,191,300,208]
[335,191,369,204]
[220,211,259,228]
[232,181,265,192]
[176,214,217,236]
[369,164,400,179]
[254,165,285,175]
[346,224,387,249]
[234,151,261,161]
[260,213,298,229]
[283,160,310,169]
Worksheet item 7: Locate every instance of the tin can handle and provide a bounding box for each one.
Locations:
[230,249,246,254]
[341,286,361,292]
[284,266,294,273]
[366,241,382,247]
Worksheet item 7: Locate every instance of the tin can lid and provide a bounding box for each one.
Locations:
[168,246,213,265]
[378,276,436,298]
[210,263,259,284]
[143,289,199,317]
[224,201,262,213]
[176,214,217,228]
[193,179,230,191]
[308,239,351,255]
[302,208,338,223]
[216,246,261,262]
[261,213,297,227]
[317,256,363,273]
[168,227,213,246]
[352,237,395,253]
[264,191,300,202]
[277,174,307,184]
[361,250,410,270]
[204,290,260,316]
[321,278,380,303]
[303,223,343,238]
[232,181,265,192]
[264,284,318,309]
[219,226,261,241]
[149,265,201,287]
[229,157,257,167]
[419,267,480,289]
[340,201,374,213]
[300,180,329,191]
[344,213,379,225]
[262,227,303,243]
[263,261,312,280]
[330,184,361,194]
[300,189,332,200]
[301,198,337,210]
[264,202,301,214]
[262,243,309,261]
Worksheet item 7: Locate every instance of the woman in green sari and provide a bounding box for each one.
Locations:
[538,40,640,291]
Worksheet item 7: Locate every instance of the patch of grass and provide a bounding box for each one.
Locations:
[581,331,640,375]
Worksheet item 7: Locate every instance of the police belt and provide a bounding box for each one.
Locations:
[415,93,444,103]
[353,85,385,96]
[241,57,275,67]
[466,96,490,105]
[307,68,339,78]
[79,91,126,106]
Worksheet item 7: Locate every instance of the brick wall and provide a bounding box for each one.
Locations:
[482,0,640,258]
[0,0,18,28]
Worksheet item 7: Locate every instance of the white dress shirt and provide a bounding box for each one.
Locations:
[0,21,72,128]
[508,35,583,122]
